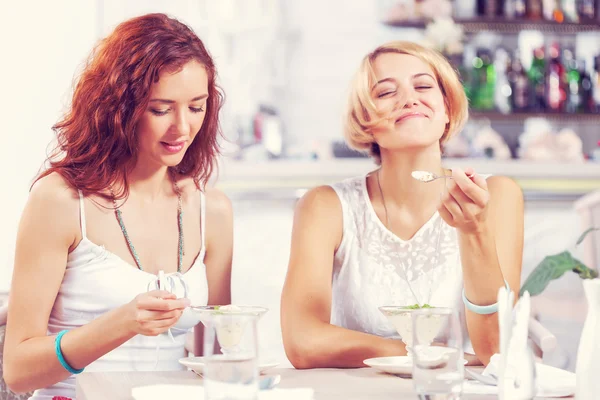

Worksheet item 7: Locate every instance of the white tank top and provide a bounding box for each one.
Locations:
[329,175,474,351]
[29,190,209,400]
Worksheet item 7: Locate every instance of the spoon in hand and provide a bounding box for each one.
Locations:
[411,170,476,183]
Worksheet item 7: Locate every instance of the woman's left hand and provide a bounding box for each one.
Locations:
[437,167,490,234]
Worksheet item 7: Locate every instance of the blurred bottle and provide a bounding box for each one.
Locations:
[542,0,558,20]
[478,0,504,16]
[593,55,600,113]
[528,46,546,111]
[496,0,506,15]
[470,52,483,109]
[551,0,565,21]
[504,0,516,18]
[454,0,477,18]
[561,0,579,21]
[472,49,496,110]
[456,56,472,102]
[514,0,528,17]
[579,0,596,21]
[476,0,486,16]
[508,49,530,111]
[527,0,544,19]
[495,48,513,114]
[564,50,582,113]
[545,42,566,112]
[580,61,594,113]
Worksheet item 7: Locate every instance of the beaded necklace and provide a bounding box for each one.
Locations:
[111,177,185,273]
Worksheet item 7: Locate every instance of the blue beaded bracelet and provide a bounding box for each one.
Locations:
[462,280,511,315]
[54,330,84,374]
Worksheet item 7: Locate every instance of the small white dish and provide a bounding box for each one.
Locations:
[179,356,279,375]
[188,305,269,319]
[364,356,414,376]
[364,355,468,376]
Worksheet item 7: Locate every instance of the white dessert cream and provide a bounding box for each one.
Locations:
[411,170,436,182]
[213,305,247,351]
[381,307,444,351]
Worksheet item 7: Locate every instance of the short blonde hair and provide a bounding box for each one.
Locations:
[344,41,468,163]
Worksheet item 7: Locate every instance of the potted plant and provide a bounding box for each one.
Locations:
[519,227,598,297]
[520,227,598,399]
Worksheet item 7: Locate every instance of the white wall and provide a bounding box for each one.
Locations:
[282,0,383,149]
[0,1,99,292]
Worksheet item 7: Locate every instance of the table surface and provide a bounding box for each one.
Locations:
[76,367,572,400]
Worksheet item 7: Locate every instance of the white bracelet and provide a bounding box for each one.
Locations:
[462,280,510,315]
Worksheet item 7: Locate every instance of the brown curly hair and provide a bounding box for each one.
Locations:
[36,13,224,198]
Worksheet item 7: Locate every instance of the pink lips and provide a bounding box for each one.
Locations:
[395,112,427,123]
[160,141,186,154]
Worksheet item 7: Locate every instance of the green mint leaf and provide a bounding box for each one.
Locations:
[576,227,599,246]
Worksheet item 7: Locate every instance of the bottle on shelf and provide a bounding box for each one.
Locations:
[477,0,505,17]
[545,42,566,112]
[561,0,579,22]
[593,55,600,113]
[579,60,594,113]
[504,0,516,18]
[528,46,547,111]
[495,48,513,114]
[578,0,596,21]
[527,0,544,19]
[471,49,497,110]
[476,0,487,16]
[496,0,506,16]
[508,49,530,111]
[514,0,528,17]
[543,0,560,21]
[564,49,582,113]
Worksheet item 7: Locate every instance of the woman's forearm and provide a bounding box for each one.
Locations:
[458,226,505,364]
[284,320,405,369]
[4,305,136,393]
[459,227,505,304]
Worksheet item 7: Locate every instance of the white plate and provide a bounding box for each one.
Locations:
[364,356,469,376]
[364,356,414,376]
[179,356,279,375]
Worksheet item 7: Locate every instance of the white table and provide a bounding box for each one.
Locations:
[76,367,571,399]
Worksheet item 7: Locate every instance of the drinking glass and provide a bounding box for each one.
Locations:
[203,313,259,400]
[411,307,464,399]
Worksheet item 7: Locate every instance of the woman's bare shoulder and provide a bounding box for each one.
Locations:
[25,172,80,245]
[29,172,80,208]
[203,187,232,219]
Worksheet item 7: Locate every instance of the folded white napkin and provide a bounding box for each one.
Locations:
[463,354,576,397]
[463,288,575,398]
[131,384,314,400]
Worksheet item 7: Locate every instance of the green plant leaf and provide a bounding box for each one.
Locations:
[576,227,599,246]
[520,251,579,297]
[572,260,599,280]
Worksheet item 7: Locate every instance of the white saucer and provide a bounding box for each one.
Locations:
[364,355,468,376]
[364,356,414,376]
[179,356,279,375]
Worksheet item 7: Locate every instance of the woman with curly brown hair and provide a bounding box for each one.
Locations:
[3,13,232,399]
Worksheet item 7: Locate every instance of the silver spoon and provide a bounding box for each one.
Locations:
[411,170,490,183]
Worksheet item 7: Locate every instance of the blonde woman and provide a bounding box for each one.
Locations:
[281,41,523,368]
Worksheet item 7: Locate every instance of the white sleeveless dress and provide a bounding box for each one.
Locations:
[330,175,473,351]
[29,191,209,400]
